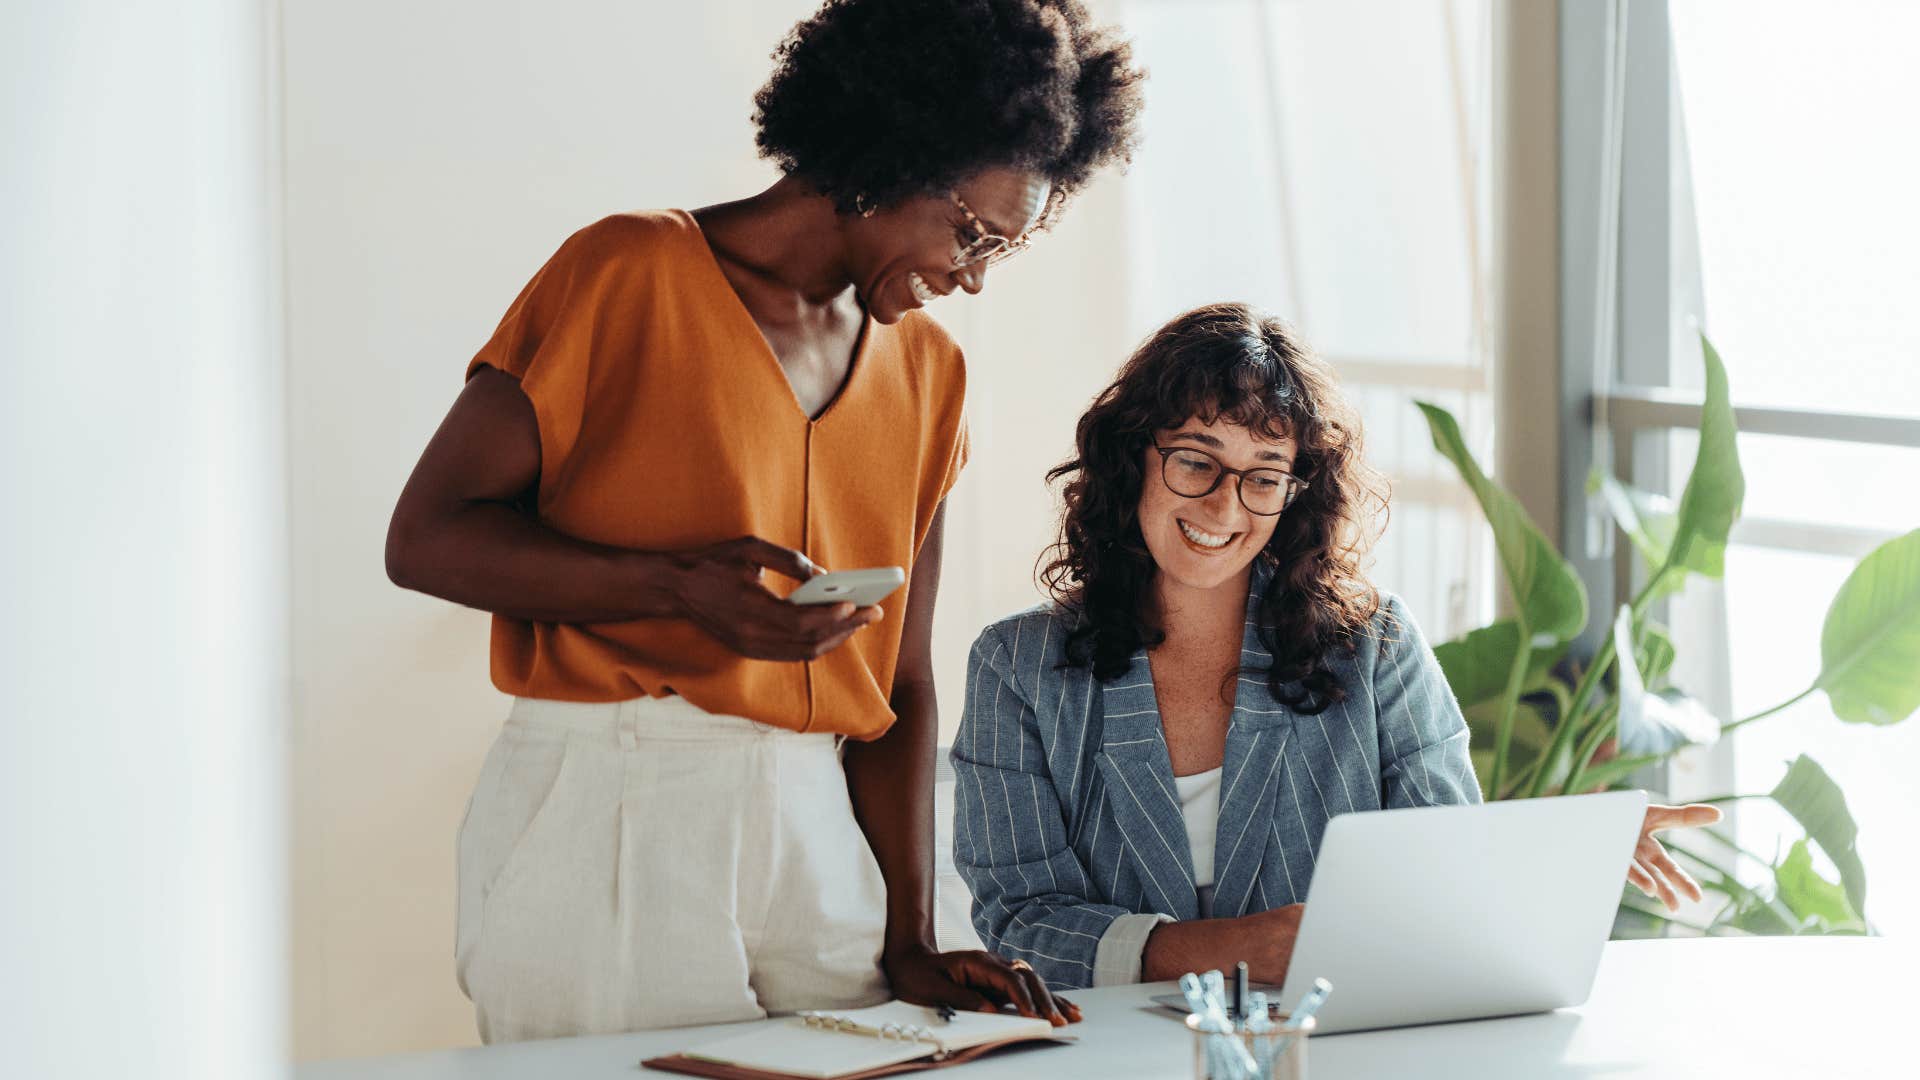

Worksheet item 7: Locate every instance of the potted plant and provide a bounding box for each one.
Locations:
[1415,335,1919,935]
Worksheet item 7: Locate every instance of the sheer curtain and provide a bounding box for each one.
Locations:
[933,0,1497,948]
[1110,0,1496,637]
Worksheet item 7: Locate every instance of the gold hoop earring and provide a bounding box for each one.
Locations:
[855,193,876,218]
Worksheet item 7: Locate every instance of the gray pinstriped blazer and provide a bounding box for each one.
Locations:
[949,565,1480,990]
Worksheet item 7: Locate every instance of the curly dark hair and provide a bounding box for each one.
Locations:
[753,0,1145,215]
[1040,303,1392,714]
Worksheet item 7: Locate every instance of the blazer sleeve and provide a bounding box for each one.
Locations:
[950,623,1138,990]
[1372,595,1483,809]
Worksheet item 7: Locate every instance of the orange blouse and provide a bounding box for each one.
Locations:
[465,210,968,739]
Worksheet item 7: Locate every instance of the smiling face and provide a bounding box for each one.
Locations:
[843,167,1052,323]
[1138,415,1300,599]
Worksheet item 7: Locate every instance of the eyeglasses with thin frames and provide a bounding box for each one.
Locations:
[949,191,1058,268]
[1153,444,1308,516]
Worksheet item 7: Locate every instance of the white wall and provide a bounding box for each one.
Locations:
[283,0,815,1057]
[1,2,287,1078]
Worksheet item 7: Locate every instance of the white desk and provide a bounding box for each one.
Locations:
[299,939,1907,1079]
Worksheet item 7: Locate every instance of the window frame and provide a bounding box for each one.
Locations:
[1558,0,1920,809]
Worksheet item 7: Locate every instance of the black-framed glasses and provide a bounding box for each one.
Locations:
[1153,445,1308,516]
[950,191,1057,268]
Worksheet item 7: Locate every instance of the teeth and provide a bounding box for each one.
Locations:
[1179,520,1233,548]
[908,272,937,303]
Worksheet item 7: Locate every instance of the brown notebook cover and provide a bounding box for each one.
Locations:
[642,1003,1076,1080]
[643,1033,1075,1080]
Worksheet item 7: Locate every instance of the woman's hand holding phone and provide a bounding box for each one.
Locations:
[669,536,881,660]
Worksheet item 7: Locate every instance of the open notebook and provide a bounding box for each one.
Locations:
[642,1001,1074,1080]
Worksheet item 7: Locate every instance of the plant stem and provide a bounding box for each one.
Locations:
[1562,564,1677,735]
[1560,636,1615,747]
[1516,676,1583,799]
[1527,696,1596,799]
[1499,753,1540,800]
[1562,702,1619,794]
[1629,564,1676,621]
[1488,628,1532,801]
[1720,686,1817,735]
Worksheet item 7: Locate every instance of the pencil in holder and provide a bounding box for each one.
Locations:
[1185,1011,1314,1080]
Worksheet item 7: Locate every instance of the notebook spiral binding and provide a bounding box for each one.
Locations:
[796,1011,952,1061]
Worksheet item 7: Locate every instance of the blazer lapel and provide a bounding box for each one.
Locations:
[1092,649,1201,922]
[1208,580,1299,919]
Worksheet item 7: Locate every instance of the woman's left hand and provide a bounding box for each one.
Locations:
[1626,803,1723,911]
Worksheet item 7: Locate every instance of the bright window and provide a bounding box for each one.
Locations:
[1671,0,1920,934]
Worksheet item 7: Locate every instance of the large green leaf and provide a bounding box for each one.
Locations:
[1815,527,1920,726]
[1434,620,1567,709]
[1418,401,1587,643]
[1671,841,1800,935]
[1467,698,1553,800]
[1627,689,1720,756]
[1587,335,1740,603]
[1612,604,1717,758]
[1768,755,1867,918]
[1664,334,1744,578]
[1721,889,1805,936]
[1774,839,1868,934]
[1592,470,1681,575]
[1724,903,1796,936]
[1568,751,1664,793]
[1610,606,1646,740]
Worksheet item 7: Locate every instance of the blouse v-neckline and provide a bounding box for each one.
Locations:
[676,208,874,426]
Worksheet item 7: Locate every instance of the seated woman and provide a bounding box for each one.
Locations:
[951,302,1717,990]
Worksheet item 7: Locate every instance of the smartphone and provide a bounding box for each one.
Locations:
[787,566,906,607]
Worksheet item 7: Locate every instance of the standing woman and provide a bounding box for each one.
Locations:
[385,0,1143,1042]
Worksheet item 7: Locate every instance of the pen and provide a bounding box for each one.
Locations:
[1272,977,1333,1061]
[1284,978,1332,1028]
[1183,972,1258,1079]
[1245,993,1277,1077]
[1233,961,1248,1023]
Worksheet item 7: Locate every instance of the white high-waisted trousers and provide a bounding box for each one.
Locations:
[454,694,890,1042]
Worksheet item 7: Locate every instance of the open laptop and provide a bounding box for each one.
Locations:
[1153,791,1646,1033]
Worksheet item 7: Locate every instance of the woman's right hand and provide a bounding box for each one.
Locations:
[1236,902,1305,985]
[1141,902,1304,985]
[668,536,881,661]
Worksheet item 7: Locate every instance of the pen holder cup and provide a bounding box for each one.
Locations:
[1185,1012,1313,1080]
